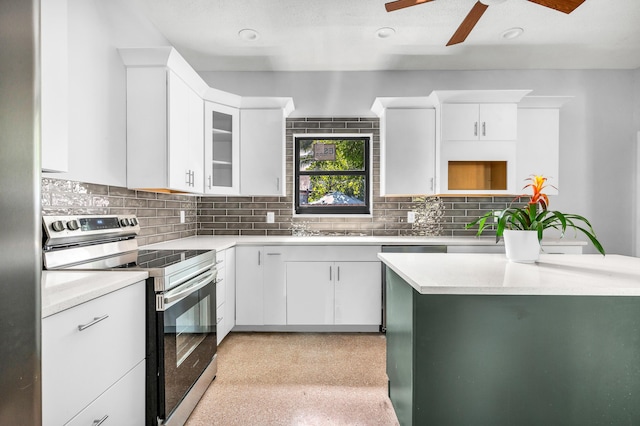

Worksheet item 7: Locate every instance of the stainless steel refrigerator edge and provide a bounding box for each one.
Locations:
[0,0,42,424]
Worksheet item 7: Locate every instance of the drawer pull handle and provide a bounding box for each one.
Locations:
[93,414,108,426]
[78,314,109,331]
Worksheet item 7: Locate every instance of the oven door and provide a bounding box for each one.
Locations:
[156,270,217,421]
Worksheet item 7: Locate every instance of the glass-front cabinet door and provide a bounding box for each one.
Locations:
[204,101,239,194]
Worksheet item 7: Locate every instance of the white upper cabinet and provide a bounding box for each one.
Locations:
[167,71,204,193]
[120,47,207,193]
[442,103,518,141]
[372,97,437,196]
[41,0,69,172]
[516,97,572,194]
[204,101,240,195]
[120,48,293,195]
[239,98,294,196]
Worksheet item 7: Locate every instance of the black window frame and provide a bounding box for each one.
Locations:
[294,135,371,215]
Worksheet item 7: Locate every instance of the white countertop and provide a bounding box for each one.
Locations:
[142,235,585,251]
[378,253,640,296]
[42,270,148,318]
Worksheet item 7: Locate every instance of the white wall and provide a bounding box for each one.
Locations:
[201,69,638,256]
[43,0,169,187]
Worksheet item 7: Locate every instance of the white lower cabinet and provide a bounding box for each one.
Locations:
[334,261,382,325]
[216,247,236,344]
[286,262,335,325]
[235,245,382,329]
[286,260,382,326]
[235,246,287,326]
[66,361,145,426]
[42,281,145,426]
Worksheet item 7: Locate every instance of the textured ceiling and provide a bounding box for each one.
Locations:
[129,0,640,72]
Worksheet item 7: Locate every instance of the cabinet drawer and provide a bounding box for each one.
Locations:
[65,360,145,426]
[284,246,381,262]
[42,282,145,426]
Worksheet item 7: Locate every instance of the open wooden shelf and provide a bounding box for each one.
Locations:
[448,161,507,191]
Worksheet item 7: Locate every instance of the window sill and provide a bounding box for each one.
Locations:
[293,213,373,219]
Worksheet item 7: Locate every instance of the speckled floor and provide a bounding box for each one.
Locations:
[185,332,399,426]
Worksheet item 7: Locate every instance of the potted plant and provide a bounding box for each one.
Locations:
[465,175,605,262]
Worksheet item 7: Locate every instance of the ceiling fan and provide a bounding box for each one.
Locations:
[384,0,586,46]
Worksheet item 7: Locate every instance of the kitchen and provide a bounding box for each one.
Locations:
[2,0,640,425]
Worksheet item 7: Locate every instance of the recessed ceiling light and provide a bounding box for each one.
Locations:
[501,27,524,40]
[376,27,396,39]
[238,28,259,41]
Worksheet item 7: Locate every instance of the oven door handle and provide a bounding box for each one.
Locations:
[163,271,215,306]
[170,263,216,289]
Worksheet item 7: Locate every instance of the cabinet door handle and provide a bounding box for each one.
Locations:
[266,253,281,256]
[216,317,223,325]
[430,177,434,191]
[92,414,109,426]
[276,177,280,191]
[208,175,212,189]
[92,415,109,426]
[258,251,261,266]
[186,170,191,186]
[474,122,478,136]
[482,122,486,137]
[191,170,195,186]
[337,266,340,282]
[78,314,109,331]
[329,266,332,281]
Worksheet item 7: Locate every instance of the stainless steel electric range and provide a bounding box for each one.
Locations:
[42,215,218,426]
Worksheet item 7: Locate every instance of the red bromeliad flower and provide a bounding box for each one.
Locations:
[523,175,553,210]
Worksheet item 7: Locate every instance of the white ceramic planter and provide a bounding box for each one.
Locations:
[503,230,541,263]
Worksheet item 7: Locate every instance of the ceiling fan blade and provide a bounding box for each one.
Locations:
[527,0,585,14]
[385,0,435,13]
[446,1,489,46]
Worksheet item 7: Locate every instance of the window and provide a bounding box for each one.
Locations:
[295,135,371,215]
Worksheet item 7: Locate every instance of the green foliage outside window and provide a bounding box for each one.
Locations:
[299,139,366,204]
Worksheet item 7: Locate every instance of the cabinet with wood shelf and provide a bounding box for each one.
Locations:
[434,90,531,195]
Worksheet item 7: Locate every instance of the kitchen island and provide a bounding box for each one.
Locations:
[378,253,640,426]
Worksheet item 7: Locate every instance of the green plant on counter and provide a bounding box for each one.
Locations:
[465,175,605,255]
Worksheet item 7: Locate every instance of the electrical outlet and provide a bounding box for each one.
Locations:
[266,212,275,223]
[407,211,416,223]
[180,210,185,224]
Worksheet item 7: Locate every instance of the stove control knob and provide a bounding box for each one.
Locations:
[130,217,138,226]
[119,218,130,227]
[51,220,66,232]
[66,220,80,231]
